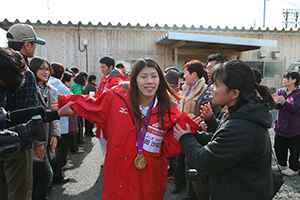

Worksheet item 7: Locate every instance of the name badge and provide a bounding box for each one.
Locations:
[143,125,165,153]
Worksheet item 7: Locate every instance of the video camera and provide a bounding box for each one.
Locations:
[0,106,46,157]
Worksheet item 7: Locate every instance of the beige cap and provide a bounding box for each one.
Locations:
[7,23,46,45]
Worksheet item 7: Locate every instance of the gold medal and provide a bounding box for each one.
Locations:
[134,154,147,170]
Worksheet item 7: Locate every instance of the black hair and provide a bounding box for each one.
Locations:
[284,71,300,86]
[50,62,65,79]
[7,41,34,51]
[251,67,262,84]
[0,47,26,92]
[100,56,115,68]
[211,60,275,112]
[88,74,96,82]
[70,66,79,74]
[179,72,185,80]
[74,71,88,86]
[62,70,75,84]
[207,53,228,64]
[29,57,53,84]
[115,63,125,69]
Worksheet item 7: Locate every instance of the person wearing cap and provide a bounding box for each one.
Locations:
[0,23,46,200]
[172,60,207,200]
[165,69,181,103]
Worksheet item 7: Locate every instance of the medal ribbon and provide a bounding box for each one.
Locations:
[136,98,155,155]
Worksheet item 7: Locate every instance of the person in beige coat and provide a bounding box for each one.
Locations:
[179,60,207,117]
[29,57,61,200]
[172,60,207,200]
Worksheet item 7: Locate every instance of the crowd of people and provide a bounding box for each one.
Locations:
[0,23,299,200]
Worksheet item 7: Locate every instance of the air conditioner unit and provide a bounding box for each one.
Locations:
[272,51,281,58]
[257,50,267,58]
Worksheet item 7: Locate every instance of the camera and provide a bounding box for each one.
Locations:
[0,107,46,157]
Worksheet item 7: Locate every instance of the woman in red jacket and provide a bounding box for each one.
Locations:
[58,58,187,199]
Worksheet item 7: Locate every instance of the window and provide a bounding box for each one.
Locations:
[115,59,137,72]
[245,61,264,77]
[264,61,283,78]
[245,60,283,79]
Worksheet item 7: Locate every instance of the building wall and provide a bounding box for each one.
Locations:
[33,27,300,88]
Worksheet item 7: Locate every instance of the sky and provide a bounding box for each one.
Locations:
[0,0,300,46]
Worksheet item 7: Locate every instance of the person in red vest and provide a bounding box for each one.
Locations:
[93,56,124,165]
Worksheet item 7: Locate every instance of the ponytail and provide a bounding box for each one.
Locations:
[255,84,275,110]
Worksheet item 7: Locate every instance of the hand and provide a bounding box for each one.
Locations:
[199,121,207,132]
[50,136,58,152]
[57,102,75,117]
[200,102,213,121]
[173,123,191,141]
[36,145,46,159]
[190,115,202,125]
[51,101,58,110]
[272,94,278,103]
[278,95,285,104]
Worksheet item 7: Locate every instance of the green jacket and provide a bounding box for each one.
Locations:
[71,81,84,95]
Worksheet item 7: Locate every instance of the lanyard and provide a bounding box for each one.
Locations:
[136,99,155,155]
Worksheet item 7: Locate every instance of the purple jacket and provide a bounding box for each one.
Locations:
[274,86,300,137]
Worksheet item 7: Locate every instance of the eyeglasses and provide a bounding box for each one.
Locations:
[39,67,51,72]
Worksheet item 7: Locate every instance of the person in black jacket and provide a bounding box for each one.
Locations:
[173,60,275,200]
[83,74,97,137]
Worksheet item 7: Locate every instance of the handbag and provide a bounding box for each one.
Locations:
[271,151,284,197]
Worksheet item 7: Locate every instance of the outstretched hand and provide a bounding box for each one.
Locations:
[190,115,201,125]
[57,102,76,117]
[173,123,191,141]
[51,101,59,110]
[200,102,213,121]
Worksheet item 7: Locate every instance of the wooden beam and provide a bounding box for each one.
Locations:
[174,48,178,68]
[170,40,186,49]
[237,46,260,52]
[201,43,223,49]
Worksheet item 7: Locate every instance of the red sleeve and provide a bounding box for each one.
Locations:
[58,93,106,125]
[161,107,182,157]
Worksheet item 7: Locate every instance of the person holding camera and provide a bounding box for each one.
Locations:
[0,23,46,200]
[173,60,275,199]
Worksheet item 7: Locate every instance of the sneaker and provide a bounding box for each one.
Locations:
[78,147,84,150]
[281,168,299,176]
[272,164,288,171]
[61,163,74,170]
[67,160,72,164]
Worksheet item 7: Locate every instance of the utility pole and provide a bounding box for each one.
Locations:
[263,0,266,28]
[47,0,50,20]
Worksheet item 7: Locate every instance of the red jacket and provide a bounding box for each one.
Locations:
[93,68,124,138]
[58,85,183,200]
[93,68,124,99]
